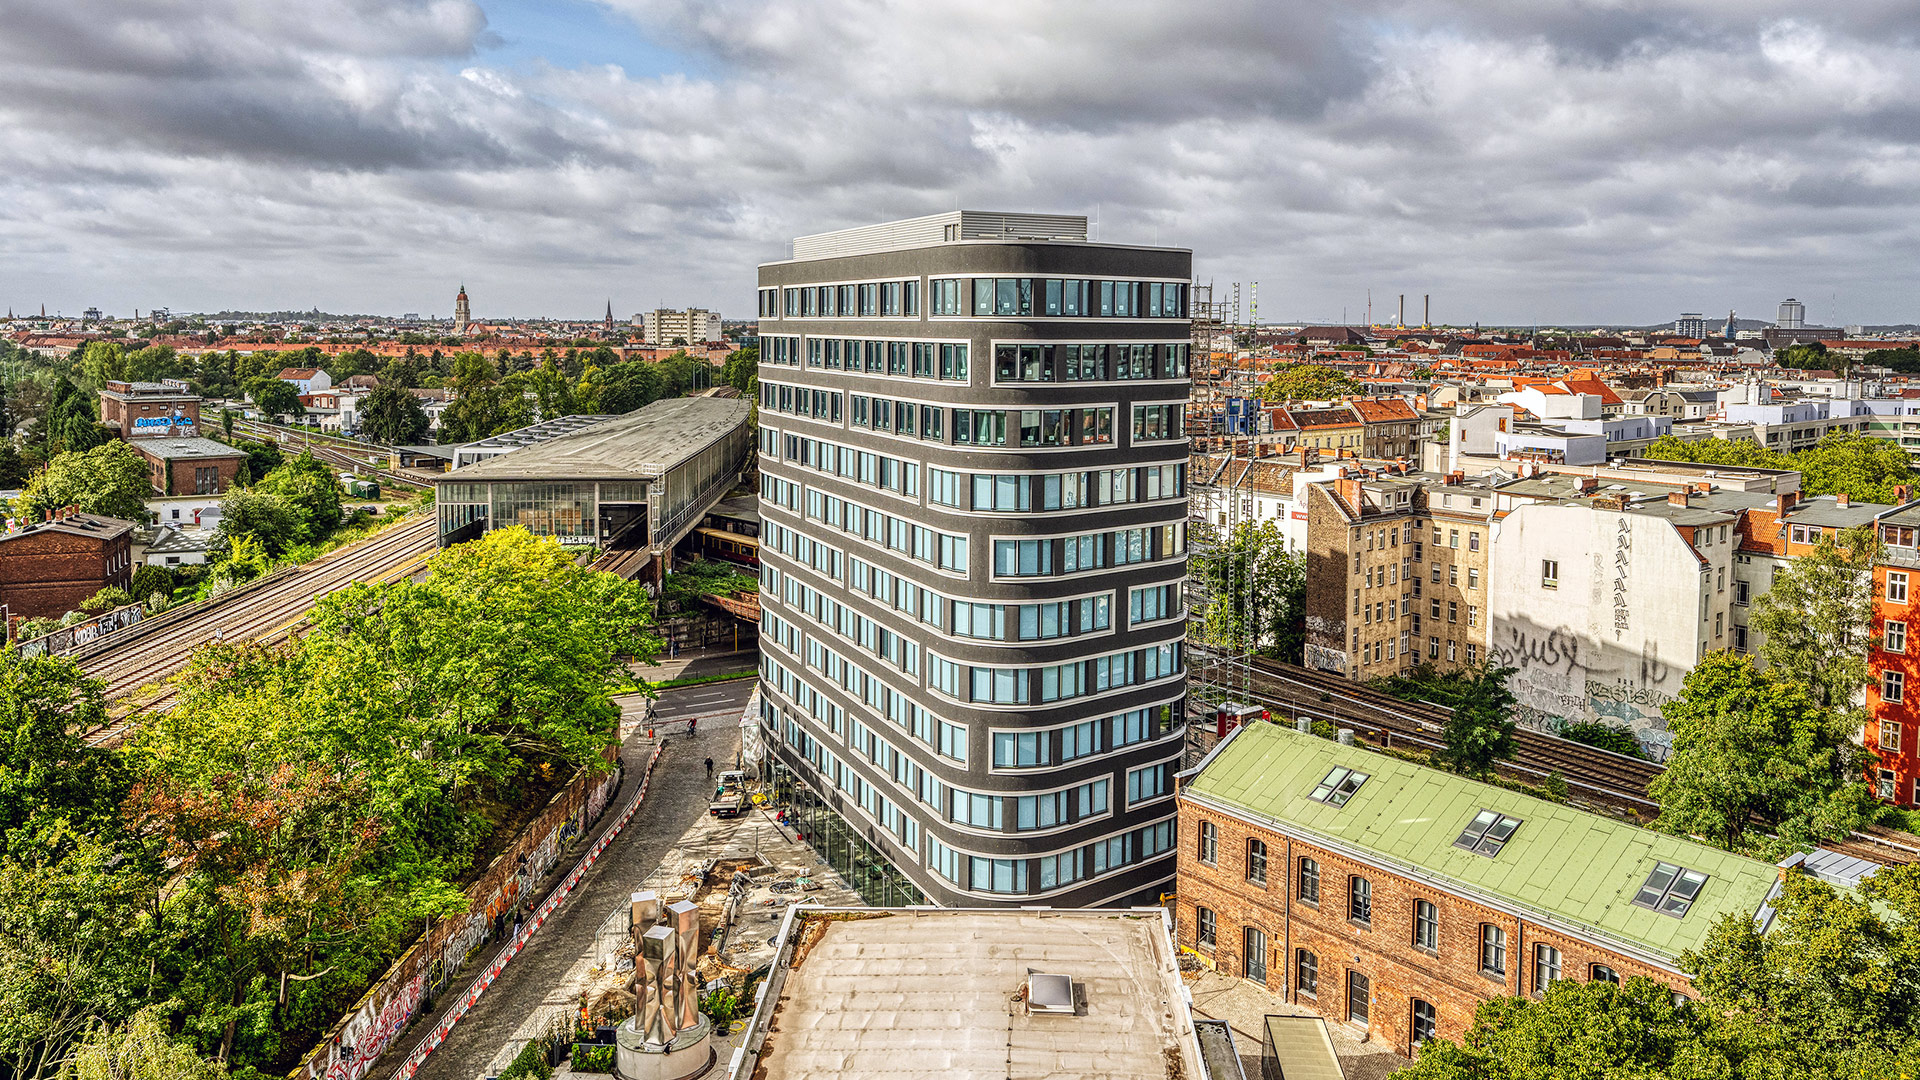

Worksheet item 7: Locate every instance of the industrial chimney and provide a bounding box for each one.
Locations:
[1424,294,1431,329]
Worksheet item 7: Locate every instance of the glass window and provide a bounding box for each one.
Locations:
[1591,965,1619,984]
[1296,950,1318,996]
[1632,862,1708,917]
[1198,821,1218,865]
[1885,670,1905,703]
[1244,926,1267,983]
[1412,999,1437,1045]
[1298,857,1320,904]
[1534,943,1562,992]
[1888,620,1907,653]
[1308,766,1369,806]
[1453,809,1524,857]
[1414,899,1438,951]
[1347,970,1370,1027]
[1480,924,1507,976]
[1246,838,1268,886]
[1349,876,1371,924]
[1890,571,1909,602]
[1196,906,1216,949]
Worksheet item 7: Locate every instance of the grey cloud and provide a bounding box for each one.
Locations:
[1,0,1919,322]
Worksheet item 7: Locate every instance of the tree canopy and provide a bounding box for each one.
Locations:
[252,452,341,544]
[244,378,302,419]
[1400,863,1920,1080]
[357,385,429,445]
[1646,652,1877,854]
[1254,363,1361,403]
[1190,520,1307,663]
[16,441,150,522]
[1749,523,1880,715]
[1641,431,1917,503]
[1371,661,1518,776]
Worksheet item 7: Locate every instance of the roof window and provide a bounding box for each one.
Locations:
[1452,809,1523,857]
[1632,862,1708,917]
[1308,767,1369,807]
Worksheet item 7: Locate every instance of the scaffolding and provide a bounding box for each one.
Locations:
[1185,280,1263,756]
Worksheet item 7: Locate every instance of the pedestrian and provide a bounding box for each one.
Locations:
[688,717,698,736]
[705,757,714,779]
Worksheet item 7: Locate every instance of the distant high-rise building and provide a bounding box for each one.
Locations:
[1675,312,1705,339]
[1725,310,1737,340]
[1777,298,1806,329]
[640,308,722,346]
[454,285,471,335]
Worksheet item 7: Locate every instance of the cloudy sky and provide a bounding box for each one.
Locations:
[2,0,1917,326]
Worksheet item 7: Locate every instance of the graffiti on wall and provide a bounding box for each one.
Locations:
[14,604,143,658]
[294,765,624,1080]
[1491,617,1678,759]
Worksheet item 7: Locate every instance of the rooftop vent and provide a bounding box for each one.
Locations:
[1026,973,1075,1016]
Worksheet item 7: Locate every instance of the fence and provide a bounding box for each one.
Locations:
[290,749,641,1080]
[386,742,667,1080]
[14,604,143,658]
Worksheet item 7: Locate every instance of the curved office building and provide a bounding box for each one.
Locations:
[755,212,1191,907]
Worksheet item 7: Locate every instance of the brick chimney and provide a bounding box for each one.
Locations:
[1577,477,1598,494]
[1898,485,1912,503]
[1837,493,1850,508]
[1692,481,1711,494]
[1336,476,1364,511]
[1776,490,1799,516]
[1669,491,1690,507]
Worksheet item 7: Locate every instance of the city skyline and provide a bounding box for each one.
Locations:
[3,2,1919,324]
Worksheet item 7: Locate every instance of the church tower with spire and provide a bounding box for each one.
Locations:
[454,284,471,336]
[604,299,614,333]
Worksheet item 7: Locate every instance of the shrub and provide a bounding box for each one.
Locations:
[572,1043,616,1073]
[79,586,133,614]
[129,565,173,604]
[700,987,741,1027]
[1557,720,1643,758]
[498,1039,554,1080]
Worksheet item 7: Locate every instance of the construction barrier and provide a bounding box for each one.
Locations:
[384,742,665,1080]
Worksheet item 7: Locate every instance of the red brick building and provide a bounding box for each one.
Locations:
[1177,723,1782,1058]
[1871,509,1920,806]
[0,512,137,619]
[128,438,249,496]
[98,380,202,438]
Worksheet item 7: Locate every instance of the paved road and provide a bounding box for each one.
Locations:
[384,682,750,1080]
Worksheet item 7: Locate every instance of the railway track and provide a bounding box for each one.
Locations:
[79,514,440,745]
[230,420,430,489]
[1195,648,1920,866]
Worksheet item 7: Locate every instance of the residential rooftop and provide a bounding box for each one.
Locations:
[1183,723,1783,967]
[127,437,247,461]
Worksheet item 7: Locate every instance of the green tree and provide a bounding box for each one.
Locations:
[1863,346,1920,374]
[1777,341,1831,370]
[0,835,158,1080]
[254,453,341,543]
[357,386,429,446]
[0,651,128,855]
[720,347,758,394]
[67,1007,229,1080]
[17,442,150,522]
[1647,653,1876,853]
[1793,432,1917,504]
[210,490,302,559]
[1190,521,1306,662]
[243,378,301,420]
[1371,661,1518,776]
[1749,523,1880,715]
[1254,363,1360,403]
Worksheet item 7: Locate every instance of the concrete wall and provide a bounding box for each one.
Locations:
[1489,504,1730,758]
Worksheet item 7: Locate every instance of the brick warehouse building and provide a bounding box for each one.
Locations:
[98,380,202,438]
[0,511,136,619]
[129,437,249,496]
[1176,723,1782,1058]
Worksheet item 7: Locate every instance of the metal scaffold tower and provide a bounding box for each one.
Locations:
[1185,280,1261,750]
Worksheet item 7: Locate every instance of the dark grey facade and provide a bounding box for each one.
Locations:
[755,212,1192,907]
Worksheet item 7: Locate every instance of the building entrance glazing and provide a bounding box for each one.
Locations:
[774,764,928,907]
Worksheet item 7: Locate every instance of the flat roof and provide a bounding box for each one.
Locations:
[129,437,248,461]
[444,397,750,483]
[741,908,1201,1080]
[1185,723,1781,965]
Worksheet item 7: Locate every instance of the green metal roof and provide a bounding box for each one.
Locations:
[1185,723,1781,964]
